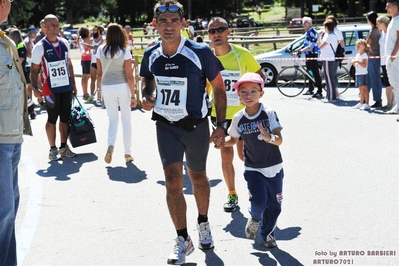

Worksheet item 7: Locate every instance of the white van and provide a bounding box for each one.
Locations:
[256,24,371,86]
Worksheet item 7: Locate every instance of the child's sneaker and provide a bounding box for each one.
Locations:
[264,235,278,248]
[167,236,194,265]
[245,218,260,239]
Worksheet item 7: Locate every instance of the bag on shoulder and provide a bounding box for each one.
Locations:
[330,43,345,62]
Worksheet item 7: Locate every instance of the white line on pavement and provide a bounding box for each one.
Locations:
[17,155,42,265]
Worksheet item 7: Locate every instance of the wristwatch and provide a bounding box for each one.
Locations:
[216,120,228,130]
[268,134,275,143]
[32,86,38,91]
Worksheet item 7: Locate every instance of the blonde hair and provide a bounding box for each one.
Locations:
[355,39,370,54]
[377,15,390,28]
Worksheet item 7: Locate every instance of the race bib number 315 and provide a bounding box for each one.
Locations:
[48,60,69,88]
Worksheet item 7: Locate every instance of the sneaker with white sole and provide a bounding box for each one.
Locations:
[245,218,260,239]
[353,102,364,109]
[59,145,76,158]
[197,221,214,250]
[360,103,370,110]
[387,104,399,114]
[48,148,59,161]
[223,193,238,212]
[167,236,194,265]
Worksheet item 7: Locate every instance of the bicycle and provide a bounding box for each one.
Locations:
[276,51,352,97]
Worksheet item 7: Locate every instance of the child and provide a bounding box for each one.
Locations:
[352,39,371,110]
[224,72,284,248]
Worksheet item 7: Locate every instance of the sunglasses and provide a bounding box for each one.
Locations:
[208,27,228,34]
[156,5,183,15]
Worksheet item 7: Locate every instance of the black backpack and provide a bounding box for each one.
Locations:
[330,43,345,66]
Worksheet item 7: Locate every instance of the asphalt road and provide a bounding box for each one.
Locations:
[15,71,399,265]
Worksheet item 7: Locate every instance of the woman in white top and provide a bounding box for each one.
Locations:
[96,23,137,164]
[327,15,345,98]
[318,20,338,102]
[377,15,394,109]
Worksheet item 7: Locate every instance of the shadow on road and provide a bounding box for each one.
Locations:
[106,163,147,183]
[36,152,98,181]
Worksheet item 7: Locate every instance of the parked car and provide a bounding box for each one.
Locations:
[288,18,304,34]
[255,24,371,86]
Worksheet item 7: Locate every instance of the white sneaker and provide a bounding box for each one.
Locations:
[360,103,370,110]
[387,104,399,114]
[167,236,194,265]
[197,221,214,250]
[245,218,260,239]
[353,102,363,109]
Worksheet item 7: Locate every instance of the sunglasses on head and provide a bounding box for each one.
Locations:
[208,27,228,34]
[156,5,182,14]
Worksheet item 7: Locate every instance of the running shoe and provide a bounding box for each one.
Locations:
[167,236,194,265]
[197,221,214,250]
[48,148,59,161]
[264,235,278,248]
[223,193,238,212]
[59,145,76,158]
[245,218,260,239]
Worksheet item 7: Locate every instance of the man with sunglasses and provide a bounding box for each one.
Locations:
[207,17,265,213]
[139,1,226,264]
[300,16,323,97]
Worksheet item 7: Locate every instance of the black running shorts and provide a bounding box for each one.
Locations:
[156,119,210,172]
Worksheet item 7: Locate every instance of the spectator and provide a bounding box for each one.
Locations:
[385,0,399,117]
[366,11,383,108]
[96,23,137,164]
[326,15,345,99]
[83,24,104,101]
[317,20,338,102]
[376,15,394,110]
[10,28,36,119]
[124,25,134,52]
[300,16,323,98]
[0,1,32,264]
[78,26,92,100]
[352,39,371,110]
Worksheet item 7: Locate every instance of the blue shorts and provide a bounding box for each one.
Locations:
[356,74,368,87]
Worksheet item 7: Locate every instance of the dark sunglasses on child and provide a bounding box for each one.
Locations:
[156,5,183,15]
[208,27,228,34]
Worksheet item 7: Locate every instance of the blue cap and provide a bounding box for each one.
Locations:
[28,26,37,33]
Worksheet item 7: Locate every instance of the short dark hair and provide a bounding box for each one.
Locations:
[387,0,399,8]
[366,11,378,26]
